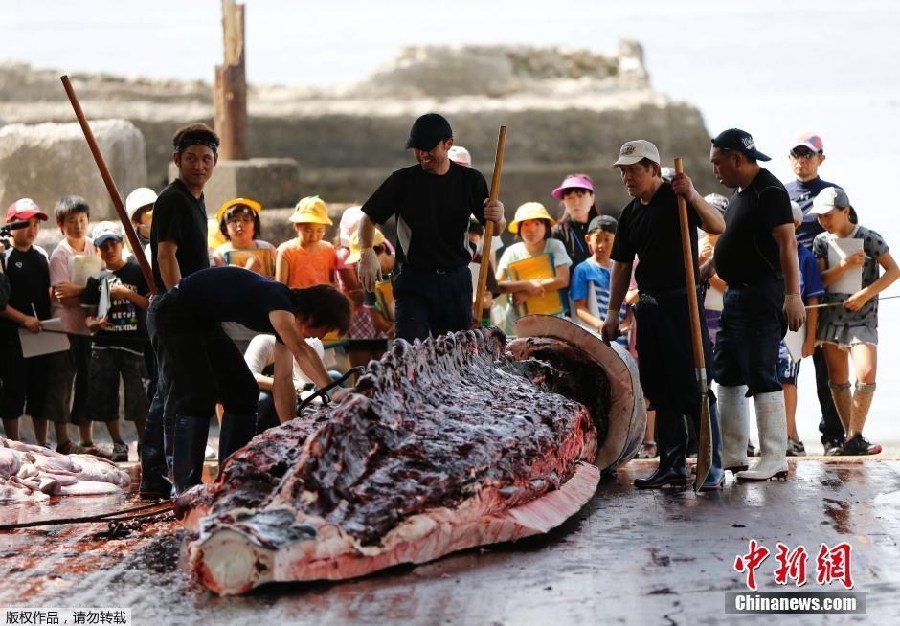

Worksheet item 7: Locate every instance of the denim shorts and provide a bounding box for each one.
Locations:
[776,341,801,386]
[714,278,786,395]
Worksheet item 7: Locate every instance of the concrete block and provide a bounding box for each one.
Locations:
[0,120,146,220]
[168,157,299,216]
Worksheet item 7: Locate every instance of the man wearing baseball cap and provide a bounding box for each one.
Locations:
[782,133,848,456]
[357,113,506,341]
[709,128,805,482]
[602,139,727,490]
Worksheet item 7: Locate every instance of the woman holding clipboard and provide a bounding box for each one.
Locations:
[811,187,900,455]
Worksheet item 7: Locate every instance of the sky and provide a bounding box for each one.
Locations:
[4,1,897,192]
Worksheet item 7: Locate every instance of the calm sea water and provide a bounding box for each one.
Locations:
[4,0,899,444]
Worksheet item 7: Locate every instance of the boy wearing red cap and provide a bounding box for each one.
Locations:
[0,199,53,446]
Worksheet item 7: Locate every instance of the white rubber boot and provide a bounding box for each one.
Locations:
[737,391,789,481]
[717,384,750,473]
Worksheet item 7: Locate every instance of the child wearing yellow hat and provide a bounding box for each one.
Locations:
[275,195,338,288]
[345,229,394,335]
[495,202,573,333]
[212,198,276,277]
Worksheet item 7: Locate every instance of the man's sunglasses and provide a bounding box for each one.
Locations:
[790,148,820,160]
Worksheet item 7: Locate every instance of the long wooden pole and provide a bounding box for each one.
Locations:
[473,125,507,324]
[60,75,157,295]
[674,157,711,491]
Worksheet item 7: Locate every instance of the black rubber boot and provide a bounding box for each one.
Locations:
[218,412,258,464]
[635,411,689,489]
[173,415,211,496]
[138,410,171,499]
[699,401,726,491]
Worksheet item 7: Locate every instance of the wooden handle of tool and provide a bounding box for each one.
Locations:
[60,75,157,295]
[674,158,705,370]
[473,125,507,323]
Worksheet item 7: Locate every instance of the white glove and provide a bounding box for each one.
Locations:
[357,247,382,292]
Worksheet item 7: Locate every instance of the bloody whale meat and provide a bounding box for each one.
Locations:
[177,327,603,594]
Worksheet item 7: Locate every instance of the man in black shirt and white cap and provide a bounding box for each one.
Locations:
[357,113,505,342]
[602,139,727,491]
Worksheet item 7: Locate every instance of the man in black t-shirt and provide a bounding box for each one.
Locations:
[357,113,506,342]
[141,123,218,498]
[710,128,805,483]
[601,140,727,491]
[151,266,350,494]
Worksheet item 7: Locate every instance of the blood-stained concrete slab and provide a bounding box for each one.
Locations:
[2,458,898,624]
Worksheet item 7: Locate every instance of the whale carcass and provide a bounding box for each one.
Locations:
[175,318,644,595]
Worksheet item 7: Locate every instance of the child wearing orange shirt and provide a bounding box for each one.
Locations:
[275,195,338,288]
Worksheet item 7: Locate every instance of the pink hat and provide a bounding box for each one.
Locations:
[793,133,824,154]
[7,198,48,223]
[551,175,594,200]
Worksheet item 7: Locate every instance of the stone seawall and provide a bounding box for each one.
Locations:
[0,41,723,222]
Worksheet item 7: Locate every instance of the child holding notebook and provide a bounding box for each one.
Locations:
[495,202,572,334]
[811,188,900,455]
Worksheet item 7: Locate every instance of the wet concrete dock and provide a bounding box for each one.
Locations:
[2,456,898,625]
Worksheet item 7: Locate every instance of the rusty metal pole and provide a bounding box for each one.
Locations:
[213,0,248,160]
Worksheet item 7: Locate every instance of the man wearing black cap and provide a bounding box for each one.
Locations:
[357,113,505,341]
[709,128,805,482]
[783,133,847,456]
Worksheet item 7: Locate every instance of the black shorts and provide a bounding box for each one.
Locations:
[88,347,149,422]
[392,264,473,342]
